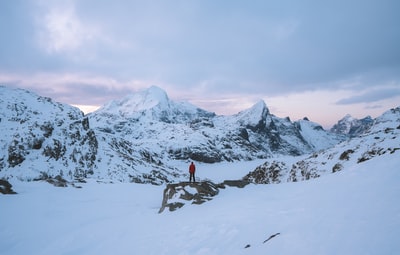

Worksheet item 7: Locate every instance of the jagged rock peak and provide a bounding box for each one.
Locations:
[249,100,269,114]
[331,113,373,137]
[235,99,270,125]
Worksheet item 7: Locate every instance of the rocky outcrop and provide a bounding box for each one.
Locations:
[0,87,98,181]
[159,181,220,213]
[159,180,250,213]
[0,179,17,194]
[243,161,287,184]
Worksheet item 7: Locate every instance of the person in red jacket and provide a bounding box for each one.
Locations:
[189,162,196,183]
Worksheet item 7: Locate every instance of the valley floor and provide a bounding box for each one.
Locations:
[1,155,399,255]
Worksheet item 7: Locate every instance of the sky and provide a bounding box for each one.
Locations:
[0,0,399,128]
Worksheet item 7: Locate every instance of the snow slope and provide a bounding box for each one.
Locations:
[1,152,399,255]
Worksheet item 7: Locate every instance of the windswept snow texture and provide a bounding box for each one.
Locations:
[1,154,399,255]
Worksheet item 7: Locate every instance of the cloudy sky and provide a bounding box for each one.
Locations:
[1,0,399,128]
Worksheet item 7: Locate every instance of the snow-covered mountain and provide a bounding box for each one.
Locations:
[330,114,373,137]
[89,86,343,165]
[244,106,400,184]
[0,86,98,181]
[95,85,215,123]
[3,85,396,185]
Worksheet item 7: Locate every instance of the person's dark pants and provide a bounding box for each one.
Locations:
[189,173,196,182]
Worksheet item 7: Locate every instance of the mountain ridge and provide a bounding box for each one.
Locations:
[330,114,374,137]
[244,106,400,184]
[1,85,396,184]
[89,86,344,162]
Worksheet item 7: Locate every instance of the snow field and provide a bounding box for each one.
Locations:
[1,153,399,255]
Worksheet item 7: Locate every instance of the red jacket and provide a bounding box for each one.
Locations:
[189,163,196,174]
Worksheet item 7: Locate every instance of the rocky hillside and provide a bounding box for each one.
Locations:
[244,107,400,184]
[0,86,98,181]
[0,86,184,184]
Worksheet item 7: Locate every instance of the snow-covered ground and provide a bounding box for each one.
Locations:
[1,154,399,255]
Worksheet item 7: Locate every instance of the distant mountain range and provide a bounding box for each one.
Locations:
[244,106,400,184]
[1,85,396,184]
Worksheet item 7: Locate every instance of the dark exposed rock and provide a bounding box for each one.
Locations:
[82,117,90,131]
[131,169,173,185]
[34,173,68,187]
[32,138,44,150]
[159,181,220,213]
[244,232,281,249]
[41,122,54,138]
[332,163,343,173]
[263,233,281,243]
[43,139,66,160]
[357,148,385,163]
[159,179,252,213]
[8,140,26,167]
[220,180,250,188]
[289,160,321,181]
[46,175,68,187]
[189,150,222,163]
[238,128,249,141]
[339,149,354,160]
[0,179,17,194]
[243,161,287,184]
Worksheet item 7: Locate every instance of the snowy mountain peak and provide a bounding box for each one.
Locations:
[343,114,355,121]
[235,99,270,126]
[251,100,269,115]
[137,85,170,109]
[331,113,373,137]
[93,86,215,124]
[97,85,170,116]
